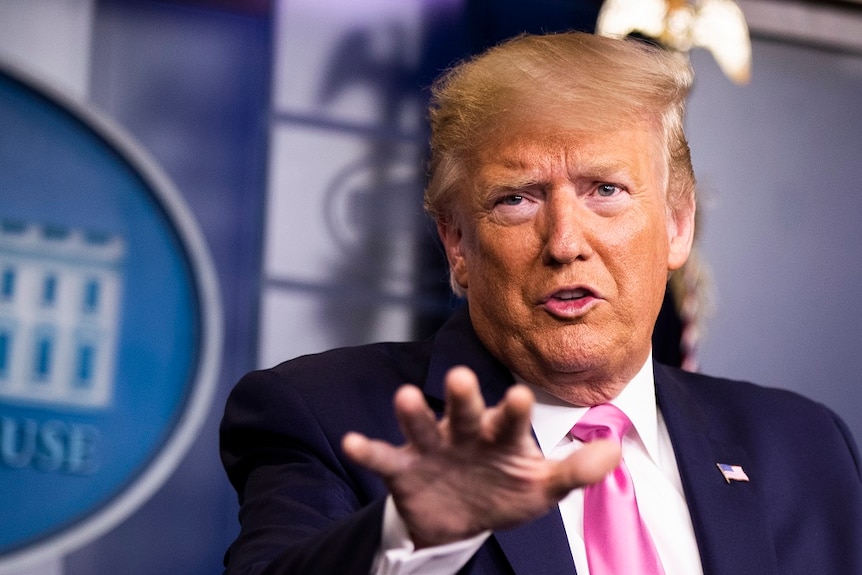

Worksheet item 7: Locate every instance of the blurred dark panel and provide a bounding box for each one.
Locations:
[156,0,271,16]
[65,1,271,574]
[467,0,603,50]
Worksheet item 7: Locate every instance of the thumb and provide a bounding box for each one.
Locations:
[546,439,621,499]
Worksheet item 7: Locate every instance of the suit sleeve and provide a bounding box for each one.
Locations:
[831,408,862,480]
[799,403,862,573]
[219,367,386,575]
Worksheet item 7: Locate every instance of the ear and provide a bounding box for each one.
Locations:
[667,196,696,271]
[436,217,469,291]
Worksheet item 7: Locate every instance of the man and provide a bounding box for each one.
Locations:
[220,32,862,574]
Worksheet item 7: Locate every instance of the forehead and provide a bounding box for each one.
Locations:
[470,121,667,191]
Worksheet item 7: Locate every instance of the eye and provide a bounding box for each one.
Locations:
[596,183,622,197]
[498,194,525,206]
[489,191,538,225]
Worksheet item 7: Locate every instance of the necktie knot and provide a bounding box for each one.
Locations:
[570,403,631,445]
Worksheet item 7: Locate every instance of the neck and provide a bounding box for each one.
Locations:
[511,357,648,407]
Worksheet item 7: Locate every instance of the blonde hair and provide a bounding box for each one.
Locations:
[424,32,696,225]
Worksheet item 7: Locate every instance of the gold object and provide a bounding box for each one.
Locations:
[597,0,752,83]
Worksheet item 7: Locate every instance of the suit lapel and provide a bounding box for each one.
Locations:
[425,305,515,406]
[655,364,779,575]
[493,510,577,574]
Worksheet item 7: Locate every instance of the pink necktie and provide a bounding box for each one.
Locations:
[571,404,666,575]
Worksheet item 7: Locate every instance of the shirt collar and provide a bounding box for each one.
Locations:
[526,353,660,463]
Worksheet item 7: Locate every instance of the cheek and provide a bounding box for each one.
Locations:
[473,227,534,272]
[607,219,671,297]
[466,231,541,312]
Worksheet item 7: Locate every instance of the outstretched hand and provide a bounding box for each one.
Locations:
[342,366,620,548]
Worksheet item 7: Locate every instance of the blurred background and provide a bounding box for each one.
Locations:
[0,0,860,573]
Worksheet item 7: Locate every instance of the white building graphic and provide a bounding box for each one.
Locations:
[0,220,125,409]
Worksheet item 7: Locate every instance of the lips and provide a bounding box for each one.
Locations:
[540,286,600,317]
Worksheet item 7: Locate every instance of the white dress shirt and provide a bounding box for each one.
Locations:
[372,355,704,575]
[529,356,703,575]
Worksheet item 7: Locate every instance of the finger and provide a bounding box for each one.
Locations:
[393,384,441,452]
[486,384,535,445]
[444,366,486,443]
[545,439,621,499]
[342,431,407,477]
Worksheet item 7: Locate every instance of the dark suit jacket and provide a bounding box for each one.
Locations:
[220,307,862,575]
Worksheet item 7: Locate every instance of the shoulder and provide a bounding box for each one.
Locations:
[657,362,835,417]
[656,363,860,467]
[222,339,433,441]
[220,340,434,490]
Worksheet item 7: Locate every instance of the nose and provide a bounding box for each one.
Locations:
[541,193,592,265]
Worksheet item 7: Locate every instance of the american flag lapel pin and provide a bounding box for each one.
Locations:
[716,462,750,483]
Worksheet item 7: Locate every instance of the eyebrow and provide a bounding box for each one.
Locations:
[478,155,551,194]
[483,175,543,195]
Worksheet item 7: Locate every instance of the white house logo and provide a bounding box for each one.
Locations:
[0,222,124,411]
[0,65,222,569]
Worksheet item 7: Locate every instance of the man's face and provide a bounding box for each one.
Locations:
[438,121,694,405]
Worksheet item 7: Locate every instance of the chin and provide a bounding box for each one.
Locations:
[534,343,604,374]
[534,332,631,375]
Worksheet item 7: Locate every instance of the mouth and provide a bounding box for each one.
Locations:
[540,286,600,317]
[550,288,593,301]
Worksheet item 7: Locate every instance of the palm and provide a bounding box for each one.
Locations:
[342,366,620,548]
